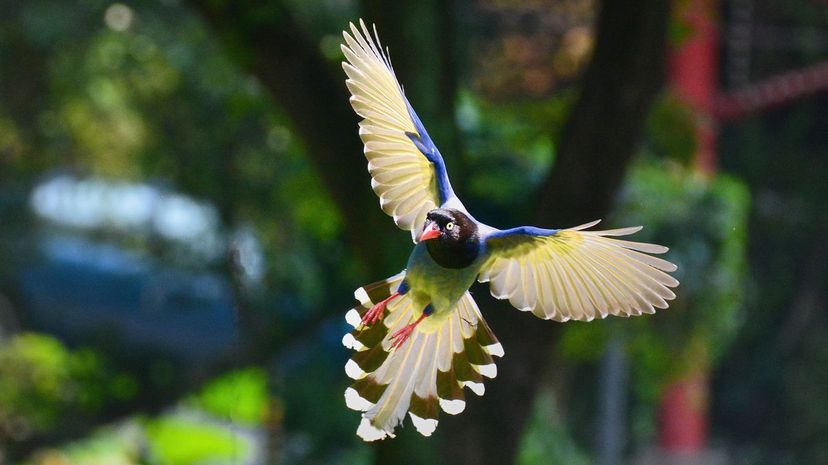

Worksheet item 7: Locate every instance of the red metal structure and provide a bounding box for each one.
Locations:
[662,0,828,456]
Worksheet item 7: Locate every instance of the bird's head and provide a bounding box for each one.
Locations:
[420,208,470,243]
[419,209,480,268]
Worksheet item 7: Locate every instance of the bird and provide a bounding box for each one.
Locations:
[340,20,679,441]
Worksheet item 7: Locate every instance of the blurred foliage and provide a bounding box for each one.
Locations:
[277,342,357,462]
[18,367,269,465]
[716,93,828,464]
[621,160,749,387]
[22,411,255,465]
[472,0,595,99]
[457,89,573,222]
[645,93,697,166]
[0,333,136,443]
[23,423,145,465]
[561,157,749,427]
[145,417,248,465]
[560,93,750,442]
[517,386,591,465]
[185,367,268,426]
[0,1,358,461]
[0,0,355,309]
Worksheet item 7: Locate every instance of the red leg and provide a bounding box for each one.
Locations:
[361,292,400,326]
[389,312,428,350]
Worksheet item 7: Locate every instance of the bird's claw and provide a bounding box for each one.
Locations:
[389,324,414,350]
[389,312,427,350]
[361,291,401,327]
[361,301,386,326]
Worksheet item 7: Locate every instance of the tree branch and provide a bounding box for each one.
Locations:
[188,1,399,275]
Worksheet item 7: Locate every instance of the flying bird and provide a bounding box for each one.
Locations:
[340,20,679,441]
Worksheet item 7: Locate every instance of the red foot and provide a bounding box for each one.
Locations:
[361,292,400,326]
[389,313,427,350]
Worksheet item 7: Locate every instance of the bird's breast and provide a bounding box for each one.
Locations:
[405,243,482,315]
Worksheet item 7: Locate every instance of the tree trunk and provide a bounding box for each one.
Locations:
[441,1,671,463]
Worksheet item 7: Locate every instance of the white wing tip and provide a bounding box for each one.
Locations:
[485,342,505,357]
[342,333,366,351]
[345,387,374,411]
[625,225,644,234]
[569,219,602,230]
[463,381,485,396]
[439,398,466,415]
[357,417,391,441]
[354,287,371,305]
[646,244,669,254]
[409,412,438,436]
[474,363,498,378]
[345,309,362,328]
[345,359,367,380]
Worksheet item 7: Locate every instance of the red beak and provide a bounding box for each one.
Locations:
[419,222,441,242]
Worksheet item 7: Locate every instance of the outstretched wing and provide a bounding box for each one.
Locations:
[342,20,458,242]
[478,220,679,322]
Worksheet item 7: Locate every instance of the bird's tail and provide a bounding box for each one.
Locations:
[343,272,504,441]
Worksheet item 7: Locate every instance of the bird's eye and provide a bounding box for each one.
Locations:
[446,222,455,231]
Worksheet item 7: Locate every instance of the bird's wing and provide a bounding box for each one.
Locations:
[342,20,458,242]
[343,273,502,440]
[478,220,679,322]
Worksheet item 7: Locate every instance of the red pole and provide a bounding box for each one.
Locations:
[659,0,719,454]
[661,0,828,457]
[658,372,709,452]
[669,0,719,175]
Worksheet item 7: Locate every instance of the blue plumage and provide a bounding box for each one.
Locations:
[403,96,455,204]
[486,226,560,239]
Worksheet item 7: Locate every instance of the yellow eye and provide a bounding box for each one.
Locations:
[446,222,455,231]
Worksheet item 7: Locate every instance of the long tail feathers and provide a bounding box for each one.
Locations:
[343,272,504,441]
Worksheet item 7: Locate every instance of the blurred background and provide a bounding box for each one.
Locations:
[0,0,826,464]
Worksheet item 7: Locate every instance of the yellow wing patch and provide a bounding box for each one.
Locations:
[480,222,679,322]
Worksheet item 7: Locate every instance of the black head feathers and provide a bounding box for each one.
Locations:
[422,209,480,269]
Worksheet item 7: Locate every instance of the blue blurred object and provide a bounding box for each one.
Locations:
[16,234,237,363]
[5,173,248,365]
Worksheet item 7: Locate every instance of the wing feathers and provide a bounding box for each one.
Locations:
[342,21,446,240]
[481,223,679,322]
